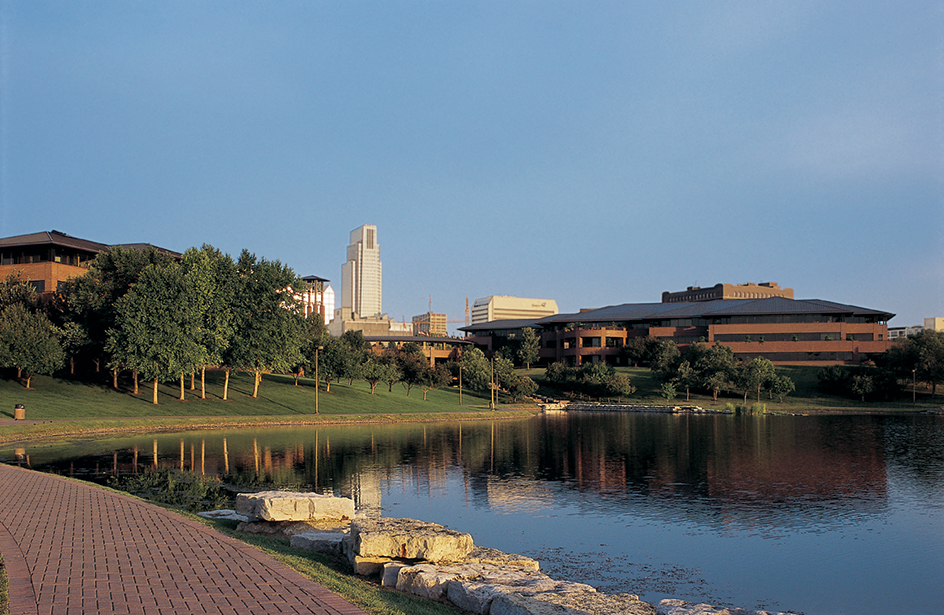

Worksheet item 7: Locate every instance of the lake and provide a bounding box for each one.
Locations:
[3,412,942,614]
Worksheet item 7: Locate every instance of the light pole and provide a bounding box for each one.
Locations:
[315,345,323,414]
[458,364,463,407]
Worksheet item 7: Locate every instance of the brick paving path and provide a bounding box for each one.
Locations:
[0,464,369,615]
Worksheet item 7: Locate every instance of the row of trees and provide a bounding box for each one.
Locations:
[0,245,540,406]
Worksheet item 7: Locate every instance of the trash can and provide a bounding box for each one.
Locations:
[13,404,25,420]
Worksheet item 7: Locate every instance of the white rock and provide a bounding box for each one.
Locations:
[382,562,408,588]
[351,517,474,562]
[197,509,249,522]
[235,491,355,522]
[493,591,656,615]
[289,531,348,554]
[657,599,789,615]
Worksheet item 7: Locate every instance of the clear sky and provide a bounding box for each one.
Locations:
[2,2,941,332]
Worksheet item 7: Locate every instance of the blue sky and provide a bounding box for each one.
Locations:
[2,2,941,331]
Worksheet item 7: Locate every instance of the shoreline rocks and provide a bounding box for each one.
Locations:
[208,493,795,615]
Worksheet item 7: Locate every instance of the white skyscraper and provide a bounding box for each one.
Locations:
[340,224,382,318]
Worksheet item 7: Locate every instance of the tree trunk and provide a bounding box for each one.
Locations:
[113,368,119,390]
[24,373,32,389]
[69,356,75,375]
[200,366,206,399]
[93,358,100,373]
[190,371,195,391]
[152,378,159,405]
[324,377,331,393]
[179,373,185,401]
[686,387,690,401]
[252,371,261,398]
[133,369,139,395]
[223,369,230,401]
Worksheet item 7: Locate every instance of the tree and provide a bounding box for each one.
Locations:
[736,357,776,403]
[398,350,428,397]
[419,364,452,400]
[650,340,681,381]
[660,382,677,401]
[459,347,491,393]
[851,374,875,402]
[516,328,540,370]
[58,246,174,379]
[361,357,394,394]
[675,360,696,401]
[224,251,306,399]
[107,261,204,404]
[338,330,370,385]
[695,343,736,401]
[504,374,538,402]
[771,374,796,403]
[909,330,944,397]
[605,373,636,402]
[0,303,65,388]
[181,245,238,399]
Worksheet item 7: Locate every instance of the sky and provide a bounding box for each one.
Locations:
[1,1,941,332]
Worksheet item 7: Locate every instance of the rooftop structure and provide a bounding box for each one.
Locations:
[662,282,793,303]
[471,295,558,325]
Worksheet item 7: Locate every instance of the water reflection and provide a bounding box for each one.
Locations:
[3,413,943,613]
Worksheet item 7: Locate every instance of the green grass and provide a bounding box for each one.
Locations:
[203,520,463,615]
[524,365,941,414]
[0,555,7,615]
[0,371,538,445]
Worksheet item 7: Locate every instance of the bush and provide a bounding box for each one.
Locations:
[108,469,233,511]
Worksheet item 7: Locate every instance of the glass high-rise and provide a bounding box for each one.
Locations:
[340,224,382,318]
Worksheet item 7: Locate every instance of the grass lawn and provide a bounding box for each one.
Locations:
[523,365,940,413]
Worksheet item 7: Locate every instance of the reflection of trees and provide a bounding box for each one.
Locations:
[12,414,944,529]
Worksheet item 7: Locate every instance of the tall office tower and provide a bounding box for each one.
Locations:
[340,224,382,318]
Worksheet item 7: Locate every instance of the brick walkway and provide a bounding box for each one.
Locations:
[0,464,369,615]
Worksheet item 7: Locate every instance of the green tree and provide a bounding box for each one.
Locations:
[695,343,736,401]
[107,261,204,404]
[650,340,681,381]
[675,360,697,401]
[224,251,306,399]
[851,373,875,402]
[419,364,452,400]
[771,374,796,403]
[605,373,636,402]
[660,382,677,401]
[361,357,395,394]
[58,246,174,380]
[181,245,238,399]
[504,374,538,402]
[736,357,777,403]
[516,327,540,370]
[0,303,65,388]
[459,347,491,393]
[910,330,944,397]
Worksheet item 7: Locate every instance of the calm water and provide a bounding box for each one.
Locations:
[3,412,943,615]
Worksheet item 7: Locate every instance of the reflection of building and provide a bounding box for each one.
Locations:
[471,296,558,325]
[0,230,179,295]
[340,224,382,319]
[412,312,447,336]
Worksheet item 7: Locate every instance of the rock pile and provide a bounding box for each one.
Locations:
[203,492,793,615]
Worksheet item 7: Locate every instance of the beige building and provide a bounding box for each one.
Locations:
[662,282,794,303]
[340,224,382,319]
[412,312,447,336]
[924,317,944,332]
[471,295,558,325]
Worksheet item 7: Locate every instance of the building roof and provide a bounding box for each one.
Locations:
[364,335,471,345]
[538,297,895,324]
[0,230,181,258]
[459,318,546,333]
[301,275,330,283]
[0,230,109,253]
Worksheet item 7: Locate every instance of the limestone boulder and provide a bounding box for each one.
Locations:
[492,591,657,615]
[289,530,348,554]
[657,600,790,615]
[235,491,355,522]
[461,546,540,571]
[351,517,473,562]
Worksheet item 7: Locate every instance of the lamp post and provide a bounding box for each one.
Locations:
[315,345,323,414]
[458,364,463,407]
[489,357,495,411]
